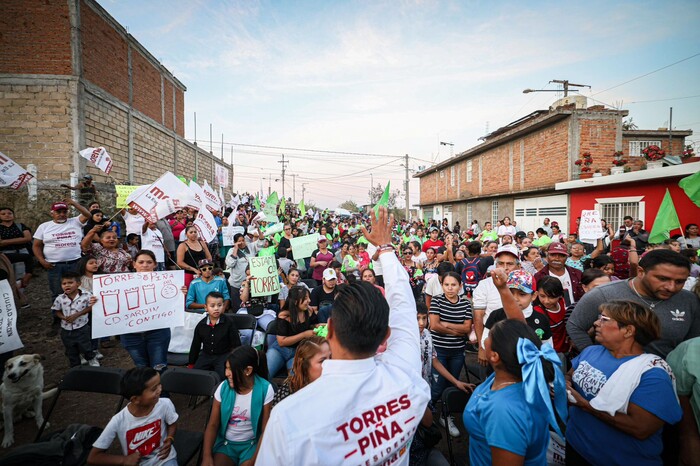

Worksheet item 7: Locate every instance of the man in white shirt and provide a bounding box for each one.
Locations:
[472,244,521,366]
[541,217,553,237]
[256,208,430,466]
[33,199,90,300]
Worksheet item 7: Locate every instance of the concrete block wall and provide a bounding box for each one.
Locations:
[0,77,75,181]
[84,90,129,183]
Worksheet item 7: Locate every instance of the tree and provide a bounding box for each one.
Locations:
[622,118,638,130]
[339,200,360,212]
[368,183,400,208]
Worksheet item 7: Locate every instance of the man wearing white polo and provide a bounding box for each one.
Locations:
[33,199,90,300]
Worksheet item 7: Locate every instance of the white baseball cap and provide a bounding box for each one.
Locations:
[323,268,337,281]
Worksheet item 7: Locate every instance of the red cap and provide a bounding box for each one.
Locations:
[547,242,569,255]
[51,202,68,211]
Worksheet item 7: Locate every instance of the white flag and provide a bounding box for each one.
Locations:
[0,279,23,354]
[202,180,222,213]
[0,152,33,190]
[218,186,225,211]
[128,172,189,222]
[188,181,205,209]
[79,147,113,174]
[193,206,218,243]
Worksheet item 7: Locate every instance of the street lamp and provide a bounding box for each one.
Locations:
[440,141,454,158]
[523,79,590,97]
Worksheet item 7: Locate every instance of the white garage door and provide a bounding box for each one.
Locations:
[514,195,568,234]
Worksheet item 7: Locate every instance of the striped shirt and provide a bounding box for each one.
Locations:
[429,294,472,350]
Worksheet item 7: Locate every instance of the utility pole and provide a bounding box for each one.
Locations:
[209,124,213,153]
[301,183,308,204]
[221,133,224,159]
[290,174,297,203]
[404,154,410,220]
[669,107,673,156]
[278,154,289,200]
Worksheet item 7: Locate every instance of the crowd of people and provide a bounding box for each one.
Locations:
[0,183,699,466]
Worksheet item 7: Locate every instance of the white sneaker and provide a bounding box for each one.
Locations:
[95,351,104,360]
[80,355,88,365]
[439,414,460,437]
[88,358,100,367]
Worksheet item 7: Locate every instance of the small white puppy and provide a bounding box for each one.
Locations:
[0,354,56,448]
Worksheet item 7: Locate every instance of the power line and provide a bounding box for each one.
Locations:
[627,94,700,104]
[190,139,405,159]
[591,52,700,96]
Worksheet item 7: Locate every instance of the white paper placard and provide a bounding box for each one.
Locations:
[0,280,23,354]
[579,210,605,242]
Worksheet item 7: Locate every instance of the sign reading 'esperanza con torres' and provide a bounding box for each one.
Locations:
[92,271,185,338]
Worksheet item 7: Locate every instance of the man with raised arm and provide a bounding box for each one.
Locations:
[256,207,430,465]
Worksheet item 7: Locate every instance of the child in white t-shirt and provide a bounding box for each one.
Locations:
[88,367,179,466]
[202,346,273,466]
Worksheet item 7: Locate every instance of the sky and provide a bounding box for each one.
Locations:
[104,0,700,209]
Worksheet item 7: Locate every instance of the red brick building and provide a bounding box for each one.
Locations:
[414,99,692,234]
[0,0,231,226]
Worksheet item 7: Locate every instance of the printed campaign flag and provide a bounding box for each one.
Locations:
[128,172,190,222]
[218,186,226,211]
[254,197,261,211]
[278,198,286,215]
[215,163,229,187]
[92,271,185,338]
[202,180,222,213]
[0,151,33,190]
[299,199,306,217]
[79,147,113,174]
[193,206,218,243]
[267,191,279,208]
[0,280,23,354]
[188,181,205,209]
[649,189,682,244]
[229,194,240,211]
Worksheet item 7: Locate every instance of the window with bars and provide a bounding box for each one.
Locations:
[450,166,455,186]
[600,202,640,229]
[629,140,661,157]
[492,201,499,226]
[467,203,473,225]
[466,160,473,182]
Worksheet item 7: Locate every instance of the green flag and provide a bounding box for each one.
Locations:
[278,198,286,215]
[299,199,306,217]
[267,191,279,208]
[373,181,391,216]
[679,171,700,208]
[649,189,682,244]
[254,197,261,211]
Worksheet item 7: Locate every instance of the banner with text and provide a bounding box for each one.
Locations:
[128,172,190,222]
[92,271,185,338]
[202,180,222,213]
[579,210,605,242]
[222,226,245,246]
[0,151,33,190]
[290,233,320,260]
[193,207,218,243]
[249,256,281,297]
[215,164,229,188]
[0,280,23,354]
[79,146,113,174]
[116,185,141,209]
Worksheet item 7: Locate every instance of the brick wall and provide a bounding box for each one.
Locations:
[0,78,74,181]
[163,79,174,129]
[80,1,129,103]
[621,135,687,171]
[131,50,162,124]
[175,88,184,136]
[0,0,72,75]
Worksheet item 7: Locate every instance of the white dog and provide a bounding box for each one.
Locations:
[0,354,57,448]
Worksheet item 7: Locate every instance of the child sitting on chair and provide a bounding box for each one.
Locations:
[88,367,179,466]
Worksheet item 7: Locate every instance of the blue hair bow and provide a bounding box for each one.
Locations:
[516,338,568,437]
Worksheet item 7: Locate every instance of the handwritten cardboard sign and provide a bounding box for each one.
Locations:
[92,270,185,338]
[0,280,23,354]
[116,185,141,208]
[249,256,280,297]
[222,226,245,246]
[290,233,320,259]
[579,210,605,242]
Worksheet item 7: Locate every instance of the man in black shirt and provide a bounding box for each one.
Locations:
[310,268,338,323]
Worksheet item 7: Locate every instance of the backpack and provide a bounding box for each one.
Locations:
[459,257,482,296]
[0,424,103,466]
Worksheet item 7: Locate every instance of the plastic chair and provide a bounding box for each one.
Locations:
[36,366,126,441]
[263,318,280,352]
[229,313,258,346]
[441,387,471,466]
[160,367,220,466]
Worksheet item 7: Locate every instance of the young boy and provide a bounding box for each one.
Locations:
[126,233,140,260]
[482,269,553,349]
[88,367,178,466]
[533,275,571,354]
[51,271,99,367]
[188,291,241,379]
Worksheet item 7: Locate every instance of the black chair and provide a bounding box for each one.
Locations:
[160,367,220,466]
[301,278,318,289]
[441,387,471,466]
[36,366,126,441]
[463,356,488,385]
[263,318,280,352]
[229,313,258,346]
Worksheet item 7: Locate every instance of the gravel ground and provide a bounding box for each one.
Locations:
[1,268,472,464]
